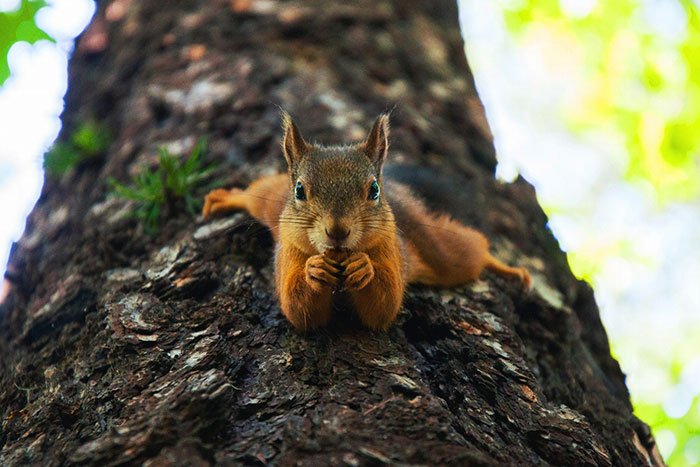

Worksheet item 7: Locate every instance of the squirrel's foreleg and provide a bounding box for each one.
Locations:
[202,173,289,236]
[342,249,405,330]
[275,246,338,330]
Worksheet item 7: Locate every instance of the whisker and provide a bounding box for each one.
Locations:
[220,191,289,204]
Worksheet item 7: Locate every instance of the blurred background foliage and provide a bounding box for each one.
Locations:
[0,0,51,84]
[474,0,699,465]
[503,0,700,204]
[1,0,699,465]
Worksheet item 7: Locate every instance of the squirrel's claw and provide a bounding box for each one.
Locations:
[340,252,375,291]
[305,254,342,291]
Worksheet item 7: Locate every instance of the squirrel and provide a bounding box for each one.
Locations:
[202,113,531,331]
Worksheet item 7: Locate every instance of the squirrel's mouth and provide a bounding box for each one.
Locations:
[322,245,349,255]
[309,227,358,255]
[320,237,351,252]
[324,247,350,262]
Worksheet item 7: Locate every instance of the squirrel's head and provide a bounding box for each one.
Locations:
[280,112,393,254]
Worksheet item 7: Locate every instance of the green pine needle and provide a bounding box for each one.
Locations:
[110,138,217,234]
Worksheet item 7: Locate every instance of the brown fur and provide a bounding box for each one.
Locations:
[202,114,531,330]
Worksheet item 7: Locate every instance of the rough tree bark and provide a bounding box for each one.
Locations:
[0,0,663,465]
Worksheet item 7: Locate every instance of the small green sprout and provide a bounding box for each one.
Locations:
[71,119,111,157]
[44,119,111,177]
[109,139,216,234]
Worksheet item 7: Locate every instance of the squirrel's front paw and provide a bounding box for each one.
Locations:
[341,253,375,291]
[305,254,343,292]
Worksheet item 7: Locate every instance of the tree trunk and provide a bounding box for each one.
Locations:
[0,1,663,465]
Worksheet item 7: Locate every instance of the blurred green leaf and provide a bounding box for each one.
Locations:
[0,0,53,84]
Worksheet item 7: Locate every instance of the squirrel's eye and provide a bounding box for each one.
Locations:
[368,180,380,201]
[295,181,307,201]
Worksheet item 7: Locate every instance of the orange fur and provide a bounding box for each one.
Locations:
[389,183,532,289]
[345,244,405,330]
[274,245,334,330]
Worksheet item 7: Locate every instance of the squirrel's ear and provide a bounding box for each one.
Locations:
[363,113,390,169]
[281,111,310,167]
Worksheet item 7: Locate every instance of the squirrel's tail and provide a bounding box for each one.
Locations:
[485,254,532,290]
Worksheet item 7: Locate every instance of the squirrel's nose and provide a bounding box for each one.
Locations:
[325,225,350,242]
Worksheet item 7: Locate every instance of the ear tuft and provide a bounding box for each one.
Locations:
[363,113,390,169]
[281,111,310,167]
